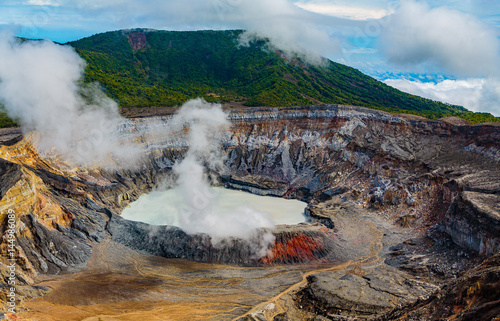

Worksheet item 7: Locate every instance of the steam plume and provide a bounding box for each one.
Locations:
[0,32,142,167]
[171,99,275,256]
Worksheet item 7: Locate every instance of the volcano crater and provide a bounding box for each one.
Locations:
[2,104,500,320]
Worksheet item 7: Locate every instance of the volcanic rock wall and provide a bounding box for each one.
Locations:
[443,192,500,256]
[223,106,500,249]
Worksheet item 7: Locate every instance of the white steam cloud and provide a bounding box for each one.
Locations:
[170,99,275,256]
[0,32,142,167]
[380,0,500,77]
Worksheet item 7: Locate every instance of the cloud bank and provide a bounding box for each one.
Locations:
[379,0,500,116]
[385,78,500,117]
[380,0,500,77]
[0,32,142,167]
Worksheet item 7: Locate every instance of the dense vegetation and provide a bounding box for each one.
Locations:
[0,112,16,128]
[0,29,498,127]
[0,105,17,128]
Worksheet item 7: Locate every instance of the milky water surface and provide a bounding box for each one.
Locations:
[121,187,307,226]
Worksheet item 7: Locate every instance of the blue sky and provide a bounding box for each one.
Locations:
[1,0,500,116]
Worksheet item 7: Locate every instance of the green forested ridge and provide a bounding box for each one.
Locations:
[0,29,498,127]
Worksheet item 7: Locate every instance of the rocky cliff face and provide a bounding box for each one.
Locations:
[375,252,500,320]
[1,104,499,320]
[442,190,500,256]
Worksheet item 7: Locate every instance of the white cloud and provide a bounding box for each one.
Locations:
[295,2,392,20]
[380,0,500,77]
[385,78,500,116]
[233,0,342,63]
[26,0,60,5]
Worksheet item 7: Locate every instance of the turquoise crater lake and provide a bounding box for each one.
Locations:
[121,187,307,227]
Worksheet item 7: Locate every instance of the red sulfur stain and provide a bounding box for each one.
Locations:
[261,234,325,264]
[452,304,464,315]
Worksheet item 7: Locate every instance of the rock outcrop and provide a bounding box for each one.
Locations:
[375,252,500,321]
[296,265,439,319]
[442,191,500,256]
[107,213,340,265]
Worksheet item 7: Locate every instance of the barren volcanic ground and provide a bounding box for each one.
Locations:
[0,105,499,320]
